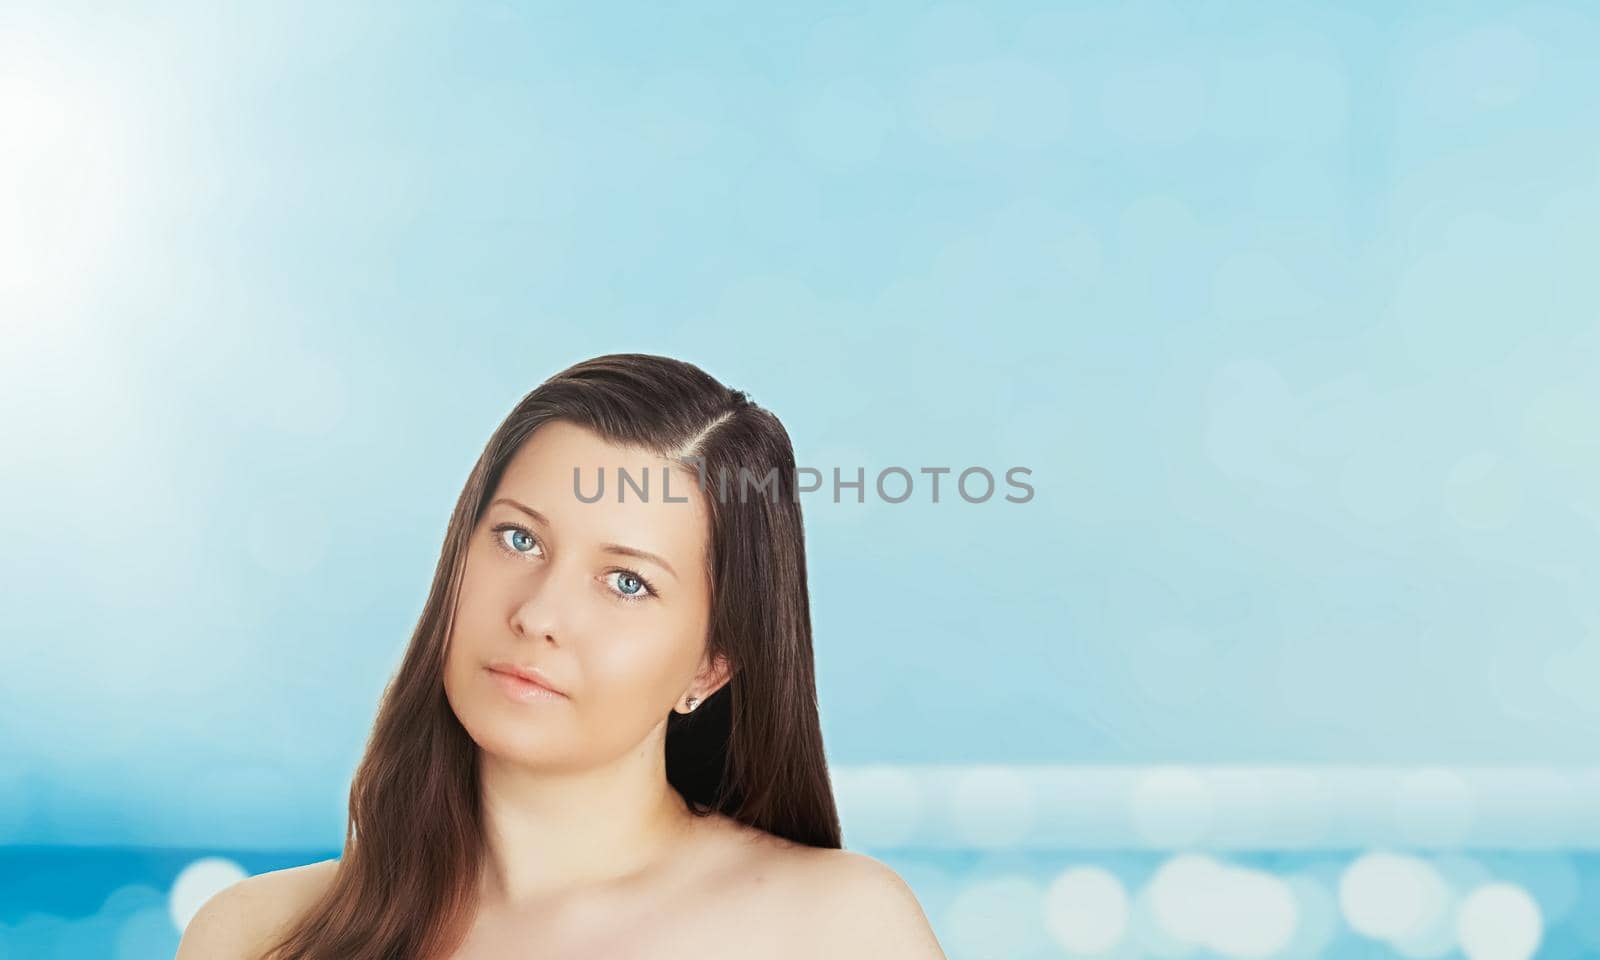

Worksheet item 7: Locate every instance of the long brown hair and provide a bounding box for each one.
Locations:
[260,353,841,959]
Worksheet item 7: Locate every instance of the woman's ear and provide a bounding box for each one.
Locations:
[694,651,735,701]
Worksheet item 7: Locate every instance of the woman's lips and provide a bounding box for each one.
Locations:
[487,666,568,703]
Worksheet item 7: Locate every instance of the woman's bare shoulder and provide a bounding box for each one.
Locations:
[700,814,872,876]
[749,841,887,894]
[736,842,946,960]
[175,858,340,960]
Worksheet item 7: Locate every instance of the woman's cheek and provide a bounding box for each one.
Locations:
[592,638,670,695]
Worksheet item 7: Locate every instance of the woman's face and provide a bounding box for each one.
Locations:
[443,419,725,769]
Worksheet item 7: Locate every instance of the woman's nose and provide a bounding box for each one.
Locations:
[508,563,583,642]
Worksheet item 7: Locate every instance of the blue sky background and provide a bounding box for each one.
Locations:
[4,0,1600,849]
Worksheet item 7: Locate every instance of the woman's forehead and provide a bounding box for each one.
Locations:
[493,422,710,552]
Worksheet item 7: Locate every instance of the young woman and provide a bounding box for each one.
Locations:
[177,353,946,959]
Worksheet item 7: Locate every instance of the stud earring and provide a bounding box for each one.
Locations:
[684,696,700,712]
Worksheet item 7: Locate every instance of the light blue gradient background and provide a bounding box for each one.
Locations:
[5,1,1600,956]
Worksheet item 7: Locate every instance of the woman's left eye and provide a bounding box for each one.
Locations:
[607,570,657,602]
[490,523,656,603]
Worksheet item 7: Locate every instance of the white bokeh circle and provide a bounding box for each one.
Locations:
[1457,883,1543,960]
[1339,851,1451,942]
[1044,865,1130,954]
[168,856,249,932]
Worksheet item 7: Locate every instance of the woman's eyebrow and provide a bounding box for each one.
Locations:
[489,496,679,580]
[599,542,679,580]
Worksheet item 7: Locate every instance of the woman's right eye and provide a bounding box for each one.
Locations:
[490,523,542,558]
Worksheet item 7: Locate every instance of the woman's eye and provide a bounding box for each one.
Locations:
[492,524,542,556]
[608,571,656,602]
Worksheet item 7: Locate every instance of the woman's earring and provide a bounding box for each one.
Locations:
[684,696,700,712]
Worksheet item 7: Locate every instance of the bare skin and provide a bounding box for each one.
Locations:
[446,811,826,960]
[220,814,835,960]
